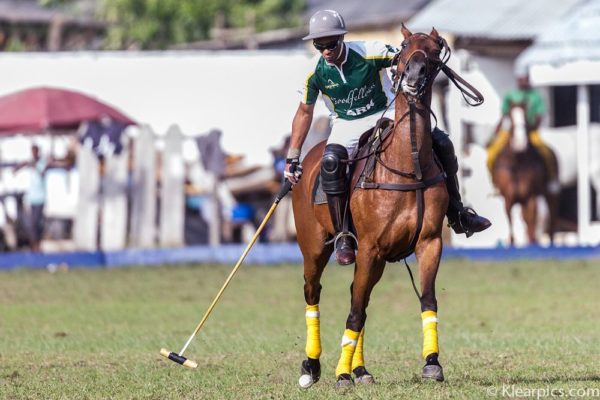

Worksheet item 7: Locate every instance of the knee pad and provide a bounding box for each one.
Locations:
[431,127,458,176]
[321,144,348,195]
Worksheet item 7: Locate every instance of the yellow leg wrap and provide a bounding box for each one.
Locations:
[350,328,365,370]
[486,130,511,174]
[335,329,360,377]
[422,311,439,359]
[529,131,558,180]
[305,304,321,359]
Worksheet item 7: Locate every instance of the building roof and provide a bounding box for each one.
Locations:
[306,0,430,29]
[0,0,102,27]
[408,0,583,40]
[516,0,600,75]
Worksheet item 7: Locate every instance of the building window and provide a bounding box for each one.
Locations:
[589,85,600,123]
[551,85,600,126]
[551,86,577,127]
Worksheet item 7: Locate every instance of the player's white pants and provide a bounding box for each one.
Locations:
[327,110,393,154]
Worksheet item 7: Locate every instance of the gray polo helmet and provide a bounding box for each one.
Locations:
[302,10,348,41]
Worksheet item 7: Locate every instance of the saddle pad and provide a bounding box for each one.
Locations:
[312,174,327,205]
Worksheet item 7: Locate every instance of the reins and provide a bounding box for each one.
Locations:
[354,33,484,300]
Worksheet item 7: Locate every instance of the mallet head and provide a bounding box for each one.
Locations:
[160,348,198,369]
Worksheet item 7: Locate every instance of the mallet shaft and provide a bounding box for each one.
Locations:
[178,183,290,356]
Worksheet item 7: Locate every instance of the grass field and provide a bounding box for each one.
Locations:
[0,259,599,399]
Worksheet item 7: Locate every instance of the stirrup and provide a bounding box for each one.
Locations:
[447,207,479,237]
[325,231,358,249]
[457,207,480,238]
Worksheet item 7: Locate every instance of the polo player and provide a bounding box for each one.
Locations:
[285,10,491,265]
[489,75,560,193]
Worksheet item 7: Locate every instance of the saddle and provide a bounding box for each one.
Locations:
[312,118,396,205]
[312,112,446,262]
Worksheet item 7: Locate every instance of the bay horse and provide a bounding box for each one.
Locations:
[291,26,483,388]
[489,103,559,245]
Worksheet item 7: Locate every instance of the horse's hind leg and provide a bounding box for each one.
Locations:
[334,248,385,388]
[350,316,374,384]
[415,237,444,382]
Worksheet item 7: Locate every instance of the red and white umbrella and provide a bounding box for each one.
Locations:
[0,86,136,134]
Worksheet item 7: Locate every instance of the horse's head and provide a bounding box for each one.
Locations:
[395,25,447,101]
[502,102,530,152]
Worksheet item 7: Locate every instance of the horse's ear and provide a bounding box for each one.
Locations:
[430,27,439,40]
[401,23,412,39]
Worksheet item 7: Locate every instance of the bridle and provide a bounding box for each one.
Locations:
[391,34,450,100]
[391,34,484,106]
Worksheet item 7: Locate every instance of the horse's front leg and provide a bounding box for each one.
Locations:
[335,248,385,388]
[298,249,330,389]
[505,199,515,246]
[415,236,445,382]
[522,196,538,244]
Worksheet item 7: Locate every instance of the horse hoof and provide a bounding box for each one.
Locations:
[335,374,354,389]
[353,366,375,384]
[298,358,320,389]
[422,364,444,382]
[355,374,375,384]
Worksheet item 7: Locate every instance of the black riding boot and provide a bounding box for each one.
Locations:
[445,173,491,237]
[321,144,355,265]
[432,128,492,237]
[326,193,355,265]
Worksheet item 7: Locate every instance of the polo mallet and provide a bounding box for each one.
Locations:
[160,180,293,368]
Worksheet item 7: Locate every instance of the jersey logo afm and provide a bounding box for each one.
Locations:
[325,79,340,89]
[346,99,375,116]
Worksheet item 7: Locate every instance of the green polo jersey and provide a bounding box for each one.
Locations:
[501,88,545,126]
[300,41,399,120]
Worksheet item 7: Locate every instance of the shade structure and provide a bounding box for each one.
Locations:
[0,86,136,134]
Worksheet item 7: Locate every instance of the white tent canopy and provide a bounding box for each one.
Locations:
[517,0,600,82]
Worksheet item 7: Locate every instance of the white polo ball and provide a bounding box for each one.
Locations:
[298,374,314,389]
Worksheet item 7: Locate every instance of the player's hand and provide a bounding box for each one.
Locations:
[284,158,303,185]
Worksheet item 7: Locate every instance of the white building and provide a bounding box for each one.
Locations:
[409,0,599,246]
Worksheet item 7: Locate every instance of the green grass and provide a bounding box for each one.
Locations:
[0,259,599,399]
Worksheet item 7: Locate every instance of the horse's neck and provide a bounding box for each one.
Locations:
[380,94,434,177]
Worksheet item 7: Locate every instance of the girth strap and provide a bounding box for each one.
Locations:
[358,172,445,191]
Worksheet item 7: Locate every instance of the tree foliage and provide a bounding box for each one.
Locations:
[100,0,305,50]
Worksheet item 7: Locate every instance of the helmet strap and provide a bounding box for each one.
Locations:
[334,41,345,63]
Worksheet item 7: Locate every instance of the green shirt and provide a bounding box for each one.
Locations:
[501,88,545,126]
[300,41,399,120]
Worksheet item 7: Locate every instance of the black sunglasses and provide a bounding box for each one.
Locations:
[313,38,340,51]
